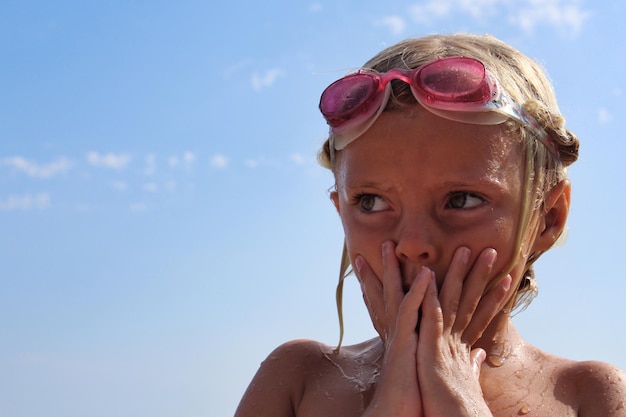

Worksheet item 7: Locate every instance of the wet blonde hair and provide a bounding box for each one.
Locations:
[318,34,579,348]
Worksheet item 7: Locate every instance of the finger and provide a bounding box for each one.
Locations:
[382,241,404,325]
[355,255,387,339]
[451,248,497,336]
[376,267,430,415]
[470,348,487,378]
[395,266,433,339]
[462,274,512,345]
[437,246,471,331]
[416,268,444,341]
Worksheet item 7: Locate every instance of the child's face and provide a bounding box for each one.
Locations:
[331,106,532,291]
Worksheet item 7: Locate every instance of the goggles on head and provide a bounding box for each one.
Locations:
[319,56,559,160]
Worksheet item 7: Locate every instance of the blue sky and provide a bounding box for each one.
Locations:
[1,1,625,416]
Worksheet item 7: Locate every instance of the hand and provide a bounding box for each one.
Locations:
[355,243,511,417]
[357,241,431,417]
[417,247,511,416]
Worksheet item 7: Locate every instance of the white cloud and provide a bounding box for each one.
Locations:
[291,153,308,165]
[86,152,131,170]
[168,155,180,168]
[143,182,158,193]
[457,0,502,19]
[144,153,157,176]
[406,0,589,36]
[164,180,177,191]
[129,202,148,212]
[0,193,51,211]
[222,58,254,79]
[183,151,195,162]
[598,108,612,125]
[110,181,129,191]
[183,151,196,168]
[308,3,323,13]
[375,16,406,35]
[511,0,590,35]
[409,0,453,24]
[251,68,285,92]
[0,156,71,179]
[210,154,229,169]
[167,151,196,170]
[245,159,259,168]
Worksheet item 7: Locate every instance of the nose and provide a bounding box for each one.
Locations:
[393,214,439,291]
[393,213,438,265]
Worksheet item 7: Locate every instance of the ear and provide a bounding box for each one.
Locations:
[531,179,571,252]
[330,190,341,214]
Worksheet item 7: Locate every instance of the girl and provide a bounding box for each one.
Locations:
[234,34,626,417]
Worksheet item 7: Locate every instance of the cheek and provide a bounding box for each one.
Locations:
[490,216,518,260]
[341,220,387,281]
[346,236,383,275]
[458,216,519,280]
[484,218,528,288]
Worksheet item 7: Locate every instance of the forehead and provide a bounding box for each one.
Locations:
[333,108,523,189]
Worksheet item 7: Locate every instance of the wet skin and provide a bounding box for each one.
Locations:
[234,107,626,417]
[329,107,541,416]
[331,106,527,296]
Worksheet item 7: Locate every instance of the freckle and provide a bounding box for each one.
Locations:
[617,402,624,410]
[519,406,531,415]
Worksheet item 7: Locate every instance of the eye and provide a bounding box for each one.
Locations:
[446,192,484,209]
[355,193,390,212]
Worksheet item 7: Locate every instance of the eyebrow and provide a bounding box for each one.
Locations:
[438,176,509,194]
[343,176,509,196]
[342,180,395,192]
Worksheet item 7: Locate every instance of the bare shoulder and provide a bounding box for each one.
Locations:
[263,338,335,367]
[509,345,625,416]
[233,339,338,417]
[234,338,383,417]
[559,358,626,416]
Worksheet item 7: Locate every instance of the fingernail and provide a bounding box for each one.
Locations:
[355,256,364,273]
[476,348,486,364]
[501,274,512,291]
[459,247,470,264]
[381,241,395,264]
[419,266,435,281]
[485,248,497,267]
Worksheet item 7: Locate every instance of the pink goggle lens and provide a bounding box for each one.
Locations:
[413,58,493,105]
[321,74,382,127]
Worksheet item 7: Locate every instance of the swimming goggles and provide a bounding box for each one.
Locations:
[319,56,559,160]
